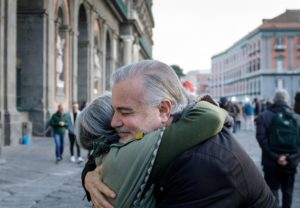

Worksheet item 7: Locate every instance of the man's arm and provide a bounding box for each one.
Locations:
[255,113,280,161]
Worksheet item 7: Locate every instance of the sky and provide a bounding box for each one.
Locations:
[152,0,300,73]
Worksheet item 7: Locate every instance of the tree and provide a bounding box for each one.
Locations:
[171,65,185,78]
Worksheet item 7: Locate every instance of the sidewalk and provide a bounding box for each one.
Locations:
[0,136,90,208]
[0,131,299,207]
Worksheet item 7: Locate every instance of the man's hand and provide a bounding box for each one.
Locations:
[277,155,288,166]
[85,165,116,208]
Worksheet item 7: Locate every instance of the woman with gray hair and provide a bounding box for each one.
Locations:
[77,94,228,207]
[76,94,118,151]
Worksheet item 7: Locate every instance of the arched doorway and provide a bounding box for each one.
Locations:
[16,0,45,111]
[77,4,89,105]
[105,32,112,91]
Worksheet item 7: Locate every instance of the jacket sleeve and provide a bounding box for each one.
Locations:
[49,115,57,128]
[150,101,227,182]
[63,114,69,128]
[288,113,300,167]
[287,150,300,167]
[81,156,96,201]
[255,113,280,161]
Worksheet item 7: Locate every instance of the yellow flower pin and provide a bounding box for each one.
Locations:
[135,132,144,140]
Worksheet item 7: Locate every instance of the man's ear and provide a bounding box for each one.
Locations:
[158,100,172,123]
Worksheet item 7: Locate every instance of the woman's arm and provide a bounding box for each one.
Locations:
[150,101,227,182]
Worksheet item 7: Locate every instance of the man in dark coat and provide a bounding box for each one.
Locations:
[82,60,277,208]
[256,89,300,208]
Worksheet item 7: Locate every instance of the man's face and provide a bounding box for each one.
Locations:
[72,103,79,113]
[58,105,64,114]
[111,77,169,143]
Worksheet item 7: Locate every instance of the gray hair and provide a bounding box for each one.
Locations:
[273,89,290,104]
[111,60,188,114]
[76,94,118,150]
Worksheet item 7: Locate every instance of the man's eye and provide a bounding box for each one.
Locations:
[120,111,133,116]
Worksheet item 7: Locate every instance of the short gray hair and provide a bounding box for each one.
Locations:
[76,94,118,150]
[273,89,290,103]
[111,60,188,114]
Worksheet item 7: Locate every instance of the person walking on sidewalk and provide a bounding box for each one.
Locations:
[67,102,84,163]
[49,104,68,163]
[256,89,300,208]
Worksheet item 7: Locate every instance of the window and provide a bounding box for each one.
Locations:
[276,56,284,72]
[257,58,261,70]
[276,37,284,45]
[257,40,261,52]
[277,79,284,89]
[253,59,256,71]
[248,61,252,72]
[274,36,286,51]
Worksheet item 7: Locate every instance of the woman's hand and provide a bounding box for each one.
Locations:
[85,165,116,208]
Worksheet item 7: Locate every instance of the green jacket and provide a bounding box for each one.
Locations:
[49,111,68,134]
[96,101,227,207]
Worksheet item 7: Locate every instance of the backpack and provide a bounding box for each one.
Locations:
[269,110,300,153]
[244,103,253,116]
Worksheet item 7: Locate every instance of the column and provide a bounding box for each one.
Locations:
[3,0,20,145]
[121,35,134,65]
[0,0,4,158]
[133,42,141,63]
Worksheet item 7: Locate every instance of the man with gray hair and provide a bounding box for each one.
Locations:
[83,60,277,208]
[256,89,300,208]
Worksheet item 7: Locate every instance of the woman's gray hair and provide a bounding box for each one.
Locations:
[76,94,118,150]
[111,60,188,115]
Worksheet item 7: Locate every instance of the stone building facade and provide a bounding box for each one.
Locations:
[210,10,300,104]
[0,0,154,147]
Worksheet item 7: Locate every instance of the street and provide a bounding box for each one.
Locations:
[0,130,299,208]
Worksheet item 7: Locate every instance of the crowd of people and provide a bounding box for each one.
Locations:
[219,95,293,133]
[219,90,300,208]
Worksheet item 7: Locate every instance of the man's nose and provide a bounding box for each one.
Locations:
[111,112,122,128]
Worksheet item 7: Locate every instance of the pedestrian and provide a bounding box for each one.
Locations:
[66,102,84,163]
[253,97,261,117]
[79,101,87,111]
[256,89,300,208]
[82,60,277,208]
[49,104,68,163]
[243,100,255,130]
[77,94,228,207]
[294,91,300,114]
[235,101,243,132]
[219,97,239,133]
